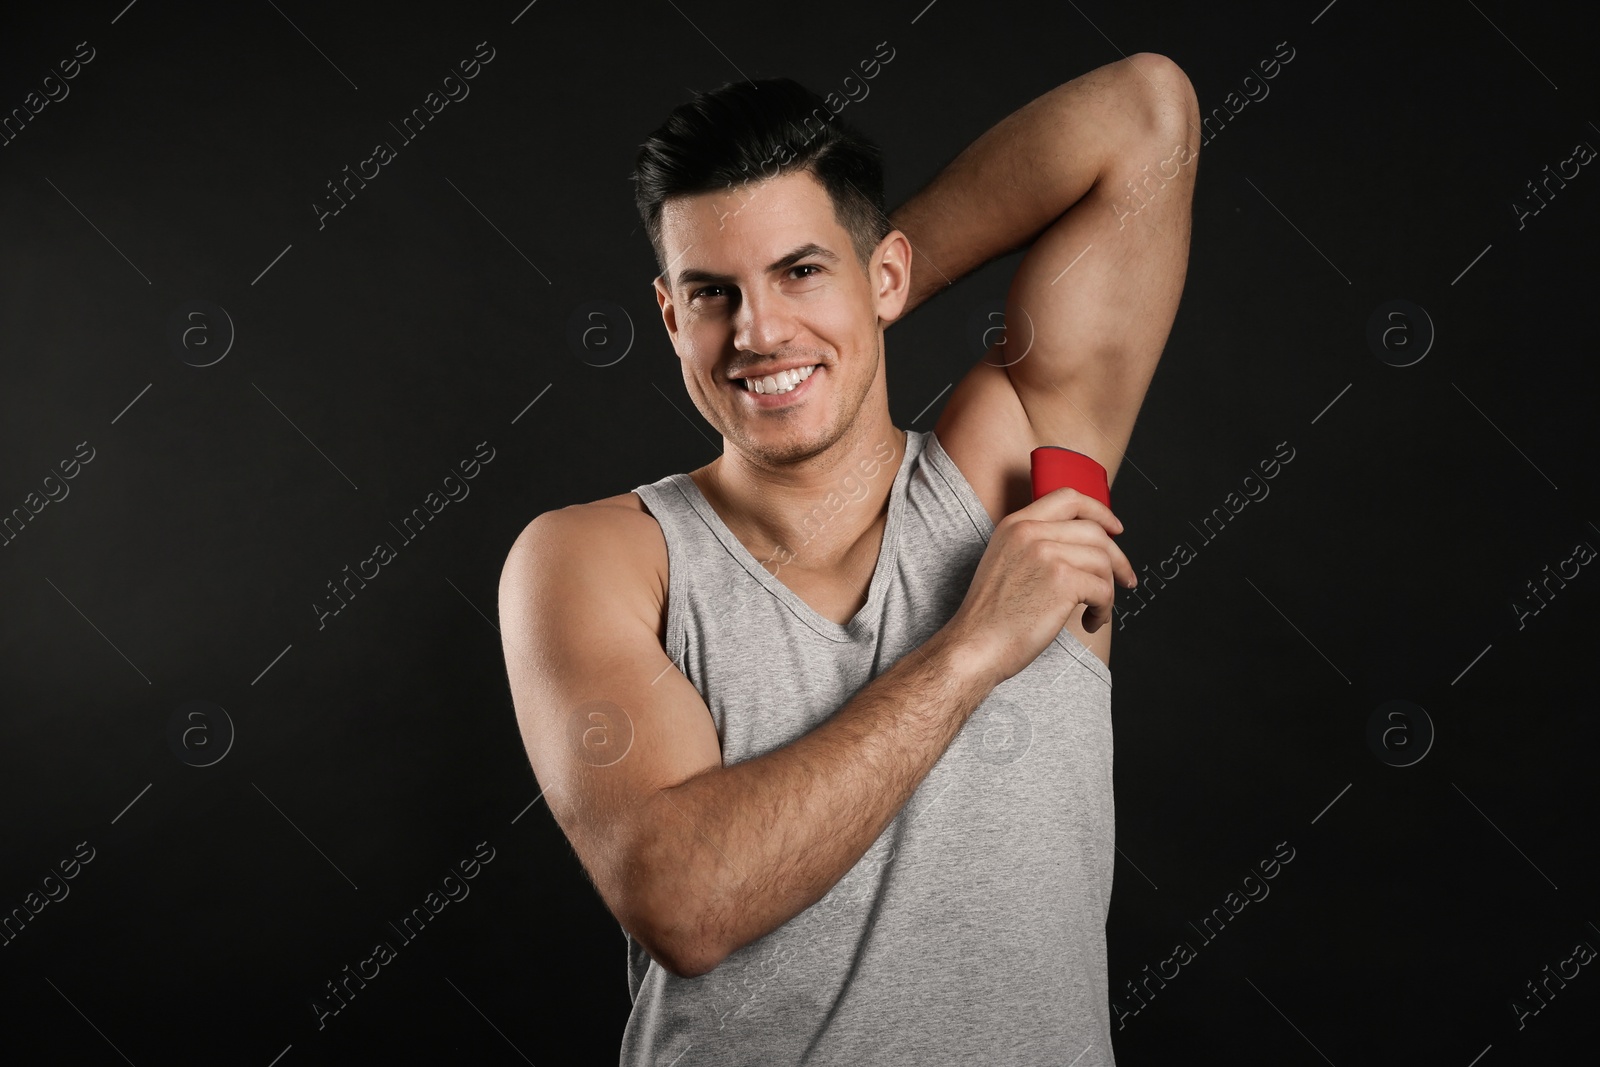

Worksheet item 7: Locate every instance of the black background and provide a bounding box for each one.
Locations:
[2,1,1596,1064]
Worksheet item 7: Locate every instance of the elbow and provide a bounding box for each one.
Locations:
[633,900,725,980]
[621,830,727,979]
[663,942,724,981]
[1125,52,1200,144]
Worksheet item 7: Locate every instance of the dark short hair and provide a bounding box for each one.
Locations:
[633,78,894,278]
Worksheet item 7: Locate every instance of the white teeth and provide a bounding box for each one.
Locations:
[744,364,816,395]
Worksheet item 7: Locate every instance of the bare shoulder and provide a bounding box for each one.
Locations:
[499,490,669,642]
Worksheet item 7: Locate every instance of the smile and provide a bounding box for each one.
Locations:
[743,364,817,395]
[733,364,821,405]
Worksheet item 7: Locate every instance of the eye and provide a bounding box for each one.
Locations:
[791,264,822,279]
[690,285,727,303]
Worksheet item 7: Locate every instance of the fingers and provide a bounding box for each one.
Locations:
[1054,541,1119,632]
[1109,536,1137,589]
[1026,485,1124,536]
[1007,488,1138,632]
[1022,487,1137,589]
[1023,516,1137,590]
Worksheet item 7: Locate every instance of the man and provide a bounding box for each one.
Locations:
[499,53,1198,1065]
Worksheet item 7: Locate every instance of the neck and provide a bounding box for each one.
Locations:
[692,418,907,576]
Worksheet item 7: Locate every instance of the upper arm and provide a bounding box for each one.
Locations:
[496,504,722,962]
[935,53,1199,524]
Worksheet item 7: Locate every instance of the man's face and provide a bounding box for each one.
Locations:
[652,169,908,468]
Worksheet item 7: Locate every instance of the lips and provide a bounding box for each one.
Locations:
[732,356,819,381]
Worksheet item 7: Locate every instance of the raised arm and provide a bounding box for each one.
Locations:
[893,53,1200,538]
[887,52,1198,320]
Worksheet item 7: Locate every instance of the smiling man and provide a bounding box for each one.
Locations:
[499,55,1198,1065]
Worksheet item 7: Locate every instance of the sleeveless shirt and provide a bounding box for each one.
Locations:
[620,428,1116,1066]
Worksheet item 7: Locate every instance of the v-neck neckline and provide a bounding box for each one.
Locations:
[673,431,918,643]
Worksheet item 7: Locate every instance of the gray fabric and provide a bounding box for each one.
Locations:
[621,429,1116,1066]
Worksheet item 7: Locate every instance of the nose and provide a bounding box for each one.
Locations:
[732,284,797,358]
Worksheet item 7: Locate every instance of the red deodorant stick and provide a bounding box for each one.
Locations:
[1030,446,1111,509]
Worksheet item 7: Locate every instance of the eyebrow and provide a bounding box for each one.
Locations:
[675,243,839,291]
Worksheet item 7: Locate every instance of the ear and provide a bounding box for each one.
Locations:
[872,230,912,326]
[653,274,681,351]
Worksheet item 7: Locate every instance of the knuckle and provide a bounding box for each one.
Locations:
[1004,516,1036,540]
[1048,554,1075,583]
[1024,530,1055,561]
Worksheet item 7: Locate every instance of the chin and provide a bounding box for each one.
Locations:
[735,418,840,467]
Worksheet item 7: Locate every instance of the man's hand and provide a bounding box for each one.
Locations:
[940,486,1136,687]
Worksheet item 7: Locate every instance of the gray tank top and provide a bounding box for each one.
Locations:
[622,429,1116,1066]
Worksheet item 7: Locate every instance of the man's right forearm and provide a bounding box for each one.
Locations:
[633,626,996,977]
